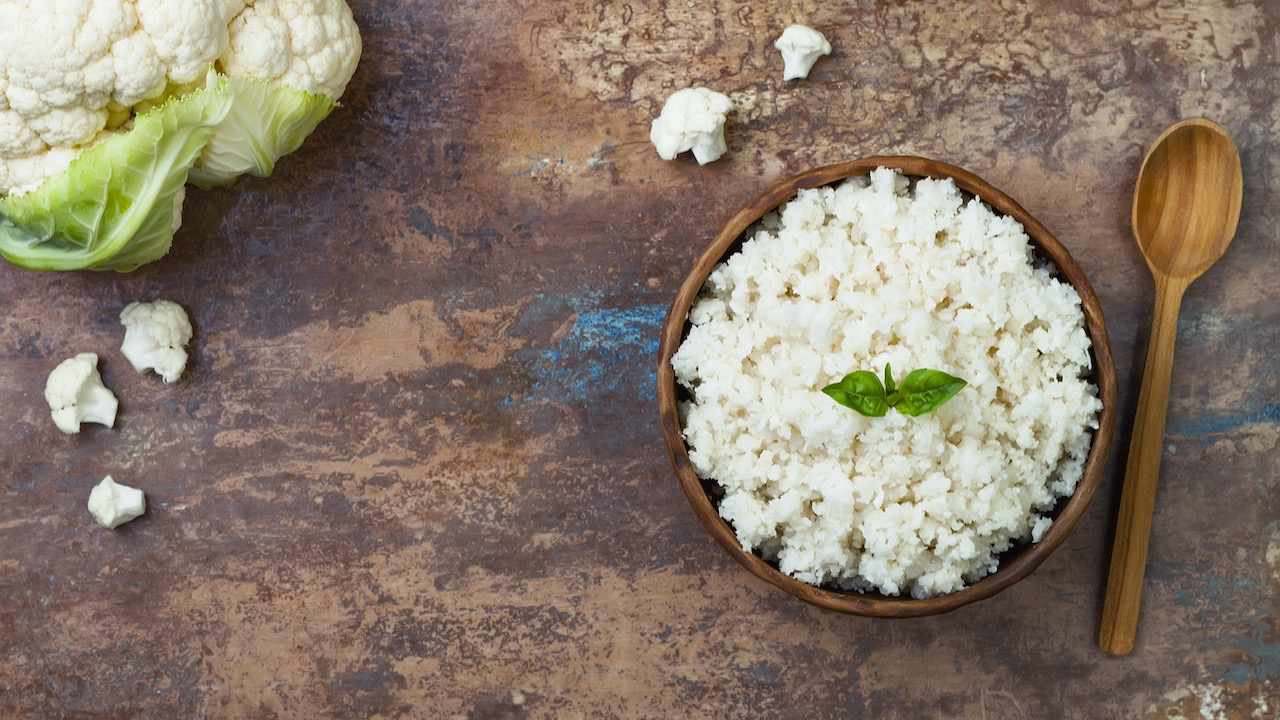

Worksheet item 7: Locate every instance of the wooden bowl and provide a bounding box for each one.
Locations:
[656,156,1118,617]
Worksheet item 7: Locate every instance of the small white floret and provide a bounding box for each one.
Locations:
[119,300,193,384]
[87,475,146,529]
[649,87,734,165]
[774,25,832,81]
[45,353,119,434]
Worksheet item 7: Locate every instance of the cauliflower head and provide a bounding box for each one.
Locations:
[0,0,362,195]
[45,352,119,434]
[0,0,361,271]
[120,299,193,383]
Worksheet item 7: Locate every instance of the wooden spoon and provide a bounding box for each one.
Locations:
[1099,118,1243,655]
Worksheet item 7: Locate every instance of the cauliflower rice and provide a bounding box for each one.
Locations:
[671,167,1102,599]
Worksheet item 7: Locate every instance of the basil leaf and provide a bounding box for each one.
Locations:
[883,362,896,394]
[894,368,967,416]
[822,370,890,417]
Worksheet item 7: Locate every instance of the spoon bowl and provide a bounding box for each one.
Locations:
[1132,119,1243,279]
[1099,118,1243,655]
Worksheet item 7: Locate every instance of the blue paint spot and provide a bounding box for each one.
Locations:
[1222,664,1254,685]
[1220,620,1280,684]
[573,305,663,352]
[742,660,780,685]
[1169,565,1265,606]
[518,292,666,406]
[1167,402,1280,438]
[1169,567,1280,684]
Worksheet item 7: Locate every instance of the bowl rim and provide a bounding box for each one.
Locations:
[656,156,1118,617]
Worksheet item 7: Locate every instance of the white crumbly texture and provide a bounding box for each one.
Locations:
[774,25,831,81]
[87,475,146,529]
[670,168,1102,599]
[649,87,734,165]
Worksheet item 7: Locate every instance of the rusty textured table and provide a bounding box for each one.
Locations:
[2,1,1278,718]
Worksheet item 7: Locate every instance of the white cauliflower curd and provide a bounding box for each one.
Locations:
[649,87,734,165]
[671,168,1102,599]
[120,299,193,383]
[45,352,119,434]
[0,0,362,195]
[774,25,831,81]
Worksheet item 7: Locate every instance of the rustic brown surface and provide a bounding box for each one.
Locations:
[2,1,1278,718]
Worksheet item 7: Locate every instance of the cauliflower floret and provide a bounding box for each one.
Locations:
[133,0,246,84]
[0,145,82,196]
[649,87,734,165]
[0,108,45,158]
[774,25,832,81]
[219,0,363,99]
[87,475,147,529]
[0,1,164,147]
[119,300,193,384]
[45,353,119,434]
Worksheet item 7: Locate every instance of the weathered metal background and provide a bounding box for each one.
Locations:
[2,1,1277,717]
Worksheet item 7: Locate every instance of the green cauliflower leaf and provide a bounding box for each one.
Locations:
[190,70,339,189]
[0,84,233,272]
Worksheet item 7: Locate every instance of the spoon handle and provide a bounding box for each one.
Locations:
[1099,274,1189,655]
